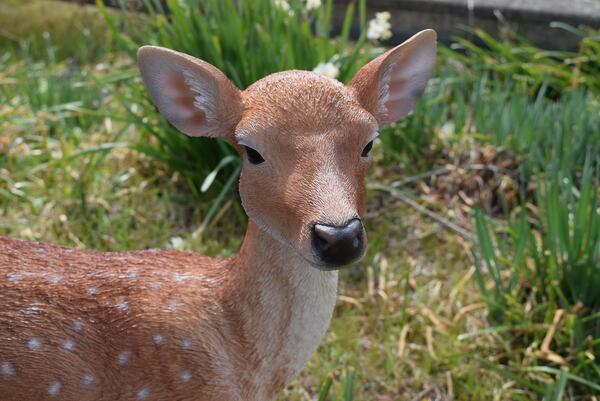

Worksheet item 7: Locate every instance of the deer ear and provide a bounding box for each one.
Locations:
[348,29,437,125]
[137,46,243,138]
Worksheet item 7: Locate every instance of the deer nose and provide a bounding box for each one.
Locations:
[312,218,365,267]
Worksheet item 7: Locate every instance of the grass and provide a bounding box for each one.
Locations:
[441,26,600,96]
[473,159,600,397]
[382,66,600,178]
[1,0,599,399]
[0,0,119,63]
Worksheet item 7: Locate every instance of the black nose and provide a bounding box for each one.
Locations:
[312,218,365,267]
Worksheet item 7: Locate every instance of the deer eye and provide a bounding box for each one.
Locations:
[244,146,265,165]
[361,140,373,158]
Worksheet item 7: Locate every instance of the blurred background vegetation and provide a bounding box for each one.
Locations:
[0,0,598,399]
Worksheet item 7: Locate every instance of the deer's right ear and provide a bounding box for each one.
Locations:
[347,30,437,126]
[137,46,243,138]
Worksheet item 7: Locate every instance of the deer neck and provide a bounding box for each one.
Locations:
[229,221,338,397]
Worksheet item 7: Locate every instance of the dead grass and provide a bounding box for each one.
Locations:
[280,198,509,400]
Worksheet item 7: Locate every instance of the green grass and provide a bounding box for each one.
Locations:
[1,1,599,399]
[382,66,600,177]
[473,159,600,397]
[0,0,118,63]
[441,26,600,96]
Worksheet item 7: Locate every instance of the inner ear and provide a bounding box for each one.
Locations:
[138,46,243,138]
[379,41,436,123]
[167,74,210,127]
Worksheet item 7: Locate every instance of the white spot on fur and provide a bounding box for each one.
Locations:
[172,272,185,283]
[28,338,42,351]
[153,334,164,346]
[87,287,98,295]
[50,275,61,284]
[48,380,61,396]
[72,320,84,332]
[168,299,179,310]
[180,370,192,383]
[118,351,131,366]
[25,304,40,315]
[1,361,14,376]
[182,338,192,350]
[83,373,94,385]
[136,386,150,399]
[127,268,138,280]
[63,339,76,351]
[148,282,160,291]
[7,273,20,283]
[116,300,129,311]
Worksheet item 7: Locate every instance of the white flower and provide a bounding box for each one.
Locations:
[439,122,455,142]
[305,0,321,11]
[313,62,340,79]
[367,11,392,41]
[377,11,391,20]
[274,0,293,14]
[168,236,186,250]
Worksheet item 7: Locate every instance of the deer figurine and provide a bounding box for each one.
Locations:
[0,30,436,401]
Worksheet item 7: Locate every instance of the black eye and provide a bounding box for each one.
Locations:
[244,146,265,165]
[361,140,373,158]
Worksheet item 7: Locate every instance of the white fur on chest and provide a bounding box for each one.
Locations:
[249,260,338,399]
[283,265,338,377]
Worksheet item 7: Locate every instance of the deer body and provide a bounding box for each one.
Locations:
[0,30,436,400]
[1,222,336,401]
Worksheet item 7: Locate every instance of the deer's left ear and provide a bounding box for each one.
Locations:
[138,46,243,138]
[348,29,437,125]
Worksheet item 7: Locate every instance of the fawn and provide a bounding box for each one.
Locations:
[0,30,436,401]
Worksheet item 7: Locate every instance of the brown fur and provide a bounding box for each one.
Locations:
[1,224,336,401]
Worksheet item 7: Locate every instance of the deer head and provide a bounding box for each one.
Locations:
[138,30,437,269]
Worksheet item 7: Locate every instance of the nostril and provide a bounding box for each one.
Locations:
[345,218,362,237]
[314,231,331,251]
[313,224,338,251]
